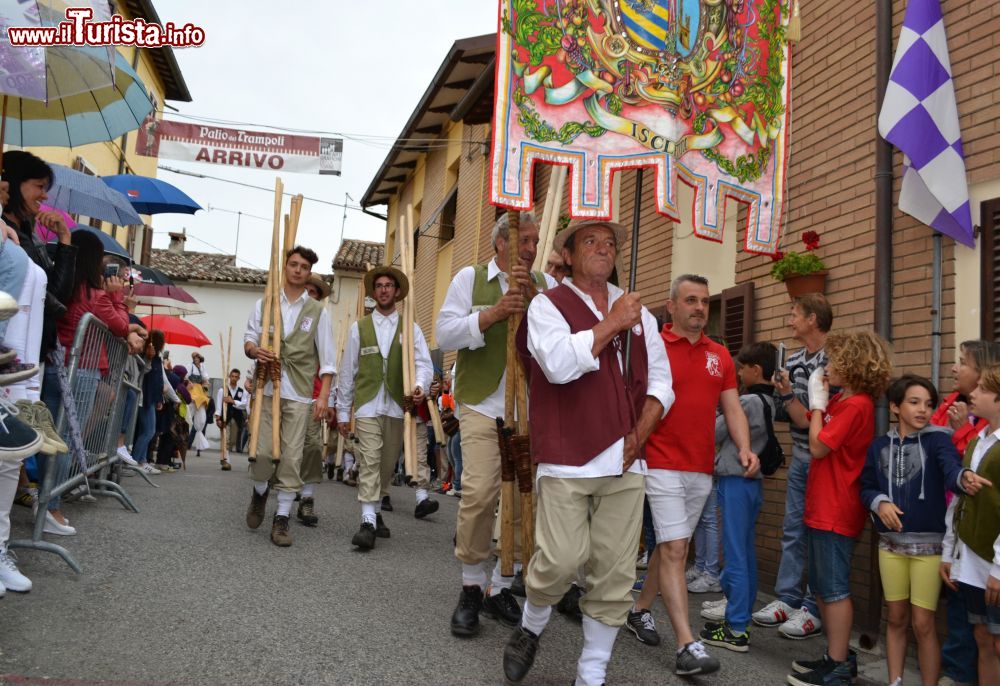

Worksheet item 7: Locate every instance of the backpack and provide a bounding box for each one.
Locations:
[752,392,786,476]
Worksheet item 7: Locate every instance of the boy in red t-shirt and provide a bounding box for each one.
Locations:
[787,331,893,686]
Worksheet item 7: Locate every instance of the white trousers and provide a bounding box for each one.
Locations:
[2,262,47,402]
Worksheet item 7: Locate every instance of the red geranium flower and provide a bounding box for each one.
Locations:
[770,250,785,261]
[801,231,820,251]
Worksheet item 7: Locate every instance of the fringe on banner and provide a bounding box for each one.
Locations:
[786,0,801,43]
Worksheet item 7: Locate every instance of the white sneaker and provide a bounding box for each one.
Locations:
[752,599,796,627]
[778,607,823,639]
[688,571,722,593]
[140,463,161,475]
[0,546,32,592]
[43,511,76,536]
[116,446,138,466]
[0,290,17,321]
[636,551,649,570]
[700,597,727,621]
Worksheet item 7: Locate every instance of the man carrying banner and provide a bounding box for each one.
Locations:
[243,246,336,547]
[499,219,673,686]
[436,212,558,637]
[337,265,433,550]
[215,368,249,469]
[295,273,337,527]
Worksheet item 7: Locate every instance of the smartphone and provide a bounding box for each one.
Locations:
[774,342,787,379]
[104,263,120,279]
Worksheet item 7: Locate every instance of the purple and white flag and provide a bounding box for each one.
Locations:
[877,0,973,247]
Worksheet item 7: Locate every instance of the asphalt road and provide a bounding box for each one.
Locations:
[0,449,877,685]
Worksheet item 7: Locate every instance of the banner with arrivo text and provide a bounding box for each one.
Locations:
[135,117,342,176]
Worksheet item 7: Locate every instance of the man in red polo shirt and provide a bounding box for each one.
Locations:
[629,274,758,677]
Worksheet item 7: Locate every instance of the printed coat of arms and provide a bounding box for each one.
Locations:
[490,0,792,253]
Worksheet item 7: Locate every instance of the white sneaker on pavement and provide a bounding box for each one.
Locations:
[752,599,796,627]
[687,570,722,593]
[140,463,161,475]
[0,546,32,592]
[116,446,138,466]
[700,597,727,621]
[778,607,823,639]
[43,510,76,536]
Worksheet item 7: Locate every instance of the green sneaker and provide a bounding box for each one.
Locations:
[700,621,749,652]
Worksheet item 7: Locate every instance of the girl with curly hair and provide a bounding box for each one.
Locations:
[787,331,893,686]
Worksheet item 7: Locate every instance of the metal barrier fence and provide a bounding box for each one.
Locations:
[9,313,142,573]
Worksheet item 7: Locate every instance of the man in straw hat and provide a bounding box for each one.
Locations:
[501,219,673,686]
[337,264,433,550]
[292,273,337,527]
[436,212,558,637]
[243,246,337,547]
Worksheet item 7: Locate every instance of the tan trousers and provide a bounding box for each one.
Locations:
[355,416,403,503]
[454,405,521,566]
[299,416,324,485]
[249,397,311,493]
[525,472,645,627]
[415,420,430,490]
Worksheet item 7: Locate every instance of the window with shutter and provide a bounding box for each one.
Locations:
[981,198,1000,341]
[717,283,754,357]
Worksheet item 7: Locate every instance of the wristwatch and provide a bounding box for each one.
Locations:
[780,392,795,403]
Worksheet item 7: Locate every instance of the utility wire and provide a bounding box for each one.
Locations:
[158,165,365,209]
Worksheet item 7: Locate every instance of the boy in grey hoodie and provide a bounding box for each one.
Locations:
[698,342,772,652]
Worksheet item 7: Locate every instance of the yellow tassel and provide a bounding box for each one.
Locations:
[786,0,801,43]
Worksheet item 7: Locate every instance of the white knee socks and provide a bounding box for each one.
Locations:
[488,561,522,595]
[462,562,488,588]
[301,483,315,499]
[415,488,428,503]
[253,480,269,495]
[575,615,618,686]
[361,502,377,526]
[275,491,295,517]
[520,600,551,636]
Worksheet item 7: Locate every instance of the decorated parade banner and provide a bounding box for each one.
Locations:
[490,0,792,254]
[135,117,343,176]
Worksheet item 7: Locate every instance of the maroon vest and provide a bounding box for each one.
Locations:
[517,284,649,467]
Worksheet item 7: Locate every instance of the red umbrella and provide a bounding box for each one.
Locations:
[140,315,211,347]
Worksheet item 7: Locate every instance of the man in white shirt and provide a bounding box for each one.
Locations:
[243,246,337,548]
[436,212,558,637]
[337,265,432,550]
[500,220,673,686]
[215,368,249,469]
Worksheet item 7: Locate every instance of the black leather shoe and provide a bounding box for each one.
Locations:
[450,585,483,637]
[414,498,439,519]
[381,495,393,512]
[482,588,522,626]
[503,626,539,682]
[375,513,390,538]
[352,522,376,550]
[510,570,526,597]
[556,583,583,622]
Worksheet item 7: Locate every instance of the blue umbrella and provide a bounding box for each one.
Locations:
[68,226,130,260]
[47,163,142,226]
[102,175,202,215]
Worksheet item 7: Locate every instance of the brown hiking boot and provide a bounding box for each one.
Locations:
[296,497,318,526]
[220,460,232,471]
[270,515,292,547]
[245,487,268,529]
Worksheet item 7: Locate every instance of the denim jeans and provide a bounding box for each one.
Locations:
[642,497,656,557]
[719,476,763,633]
[941,585,978,681]
[693,479,720,577]
[775,455,818,615]
[0,239,29,342]
[448,431,463,490]
[131,402,157,464]
[808,528,856,603]
[120,388,137,436]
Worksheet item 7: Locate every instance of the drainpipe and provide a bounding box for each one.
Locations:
[931,233,942,387]
[861,0,895,651]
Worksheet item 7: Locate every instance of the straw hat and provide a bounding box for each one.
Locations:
[363,265,409,302]
[552,219,627,254]
[306,273,331,300]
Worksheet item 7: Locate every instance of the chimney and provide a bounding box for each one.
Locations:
[168,228,187,254]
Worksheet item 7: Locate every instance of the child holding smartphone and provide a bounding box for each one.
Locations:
[787,331,893,686]
[861,374,989,686]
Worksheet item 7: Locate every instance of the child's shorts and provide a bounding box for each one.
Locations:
[877,549,942,611]
[808,527,857,603]
[960,582,1000,635]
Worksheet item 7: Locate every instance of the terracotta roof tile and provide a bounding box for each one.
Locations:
[150,249,268,285]
[334,239,384,273]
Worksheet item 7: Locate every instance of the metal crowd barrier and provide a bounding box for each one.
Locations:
[110,355,157,489]
[9,313,141,573]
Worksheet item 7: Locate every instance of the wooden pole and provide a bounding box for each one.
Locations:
[499,210,521,577]
[539,166,567,265]
[399,205,418,479]
[270,180,285,461]
[248,179,283,461]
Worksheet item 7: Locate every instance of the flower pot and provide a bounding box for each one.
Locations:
[783,270,827,299]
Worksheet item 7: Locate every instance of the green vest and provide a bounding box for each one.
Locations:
[277,295,324,398]
[455,264,547,406]
[353,314,403,408]
[956,438,1000,564]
